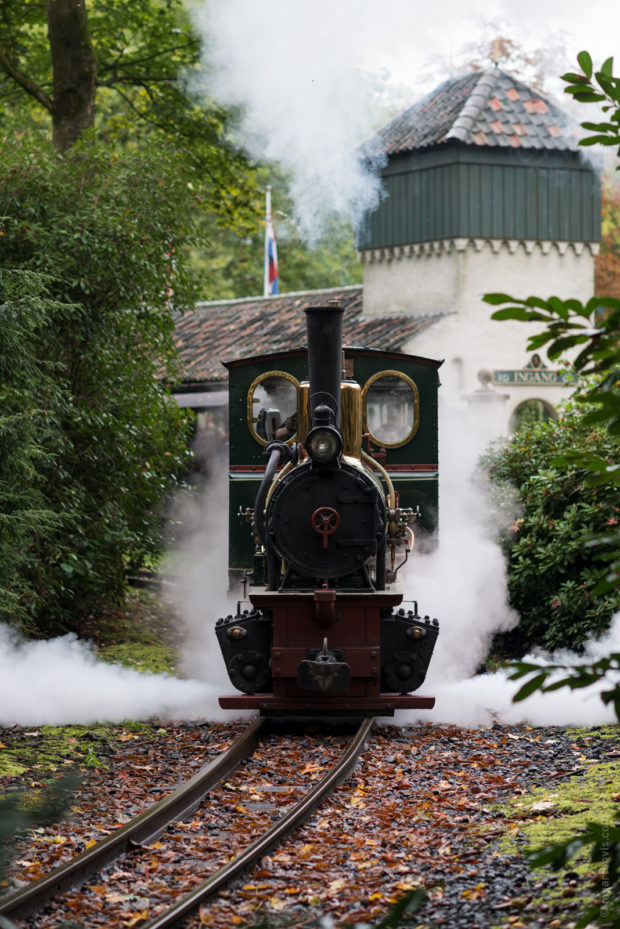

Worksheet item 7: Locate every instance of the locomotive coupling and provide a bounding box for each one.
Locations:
[297,637,352,693]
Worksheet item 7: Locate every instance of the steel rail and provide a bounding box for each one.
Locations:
[141,716,374,929]
[0,718,266,922]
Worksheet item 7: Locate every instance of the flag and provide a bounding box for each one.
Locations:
[264,186,279,296]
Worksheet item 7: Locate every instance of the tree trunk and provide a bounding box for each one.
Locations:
[47,0,96,152]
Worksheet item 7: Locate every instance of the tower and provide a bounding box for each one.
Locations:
[359,68,600,429]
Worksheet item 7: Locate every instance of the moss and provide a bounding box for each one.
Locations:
[0,723,154,787]
[492,747,619,924]
[96,642,177,675]
[502,761,618,852]
[0,759,26,778]
[567,724,619,741]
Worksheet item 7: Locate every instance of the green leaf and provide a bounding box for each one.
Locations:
[483,292,517,305]
[600,56,614,77]
[513,672,548,702]
[577,51,593,78]
[491,308,547,321]
[562,72,590,84]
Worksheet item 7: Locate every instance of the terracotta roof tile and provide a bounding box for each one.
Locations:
[372,68,579,155]
[173,286,445,384]
[523,97,549,114]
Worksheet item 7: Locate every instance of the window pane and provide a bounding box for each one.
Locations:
[366,374,416,445]
[250,374,298,442]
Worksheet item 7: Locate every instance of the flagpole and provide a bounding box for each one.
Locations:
[263,186,271,298]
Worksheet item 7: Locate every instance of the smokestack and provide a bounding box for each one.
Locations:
[304,301,344,428]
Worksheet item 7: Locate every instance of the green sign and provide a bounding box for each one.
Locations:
[493,368,571,386]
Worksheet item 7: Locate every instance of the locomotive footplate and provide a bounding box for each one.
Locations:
[218,694,436,716]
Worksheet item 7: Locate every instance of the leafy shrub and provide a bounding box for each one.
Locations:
[0,136,198,635]
[0,271,64,626]
[483,397,619,657]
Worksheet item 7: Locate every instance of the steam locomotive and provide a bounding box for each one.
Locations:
[216,300,441,716]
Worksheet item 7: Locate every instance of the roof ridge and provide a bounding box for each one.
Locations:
[194,283,361,311]
[445,68,499,143]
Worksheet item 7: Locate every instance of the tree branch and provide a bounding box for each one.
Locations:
[0,44,54,112]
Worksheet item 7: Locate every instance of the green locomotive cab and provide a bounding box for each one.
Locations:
[225,344,441,590]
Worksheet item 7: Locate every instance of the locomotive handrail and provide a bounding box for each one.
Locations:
[265,457,294,507]
[361,448,396,509]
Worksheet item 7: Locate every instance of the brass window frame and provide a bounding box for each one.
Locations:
[247,370,300,446]
[362,369,420,448]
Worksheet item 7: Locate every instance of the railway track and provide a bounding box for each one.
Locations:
[0,717,374,929]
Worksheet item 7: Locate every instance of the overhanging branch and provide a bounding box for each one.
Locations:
[0,44,54,112]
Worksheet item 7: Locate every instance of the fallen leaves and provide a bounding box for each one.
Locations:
[2,721,611,929]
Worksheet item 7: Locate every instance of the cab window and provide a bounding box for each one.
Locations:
[247,371,299,445]
[363,371,419,447]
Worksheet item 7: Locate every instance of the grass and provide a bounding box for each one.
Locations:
[78,586,181,675]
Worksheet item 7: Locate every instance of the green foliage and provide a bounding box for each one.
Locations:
[0,0,259,229]
[0,134,199,634]
[0,271,63,626]
[488,52,620,929]
[561,53,620,154]
[483,400,619,657]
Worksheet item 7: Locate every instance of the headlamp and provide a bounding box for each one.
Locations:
[306,426,342,464]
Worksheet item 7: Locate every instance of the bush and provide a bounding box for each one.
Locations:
[484,397,619,657]
[0,136,198,635]
[0,271,64,626]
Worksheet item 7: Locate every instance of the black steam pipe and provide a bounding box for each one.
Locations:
[304,302,344,428]
[253,441,291,546]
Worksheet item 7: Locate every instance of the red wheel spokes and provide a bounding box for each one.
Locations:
[311,506,341,549]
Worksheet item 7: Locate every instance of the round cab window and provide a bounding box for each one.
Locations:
[363,371,420,447]
[247,371,299,445]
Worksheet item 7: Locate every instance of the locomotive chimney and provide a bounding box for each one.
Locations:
[304,301,344,429]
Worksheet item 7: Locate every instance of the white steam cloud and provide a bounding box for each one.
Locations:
[163,467,254,722]
[0,626,215,727]
[190,0,391,242]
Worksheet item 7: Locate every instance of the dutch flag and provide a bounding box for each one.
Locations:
[264,186,279,296]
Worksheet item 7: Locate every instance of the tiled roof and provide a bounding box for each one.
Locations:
[374,68,580,155]
[173,286,444,384]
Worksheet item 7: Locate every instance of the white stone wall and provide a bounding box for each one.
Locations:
[360,238,597,433]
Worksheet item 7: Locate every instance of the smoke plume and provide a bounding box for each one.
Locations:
[0,625,215,727]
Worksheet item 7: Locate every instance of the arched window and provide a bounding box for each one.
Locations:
[510,398,557,432]
[247,371,299,445]
[362,371,420,447]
